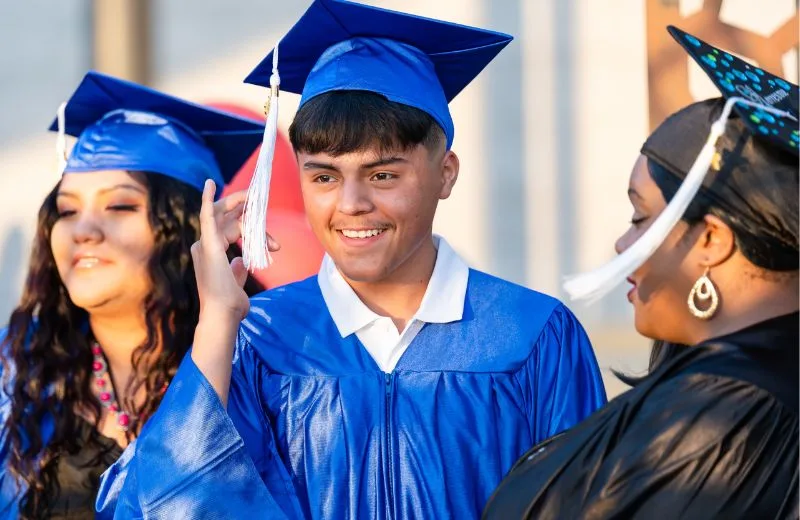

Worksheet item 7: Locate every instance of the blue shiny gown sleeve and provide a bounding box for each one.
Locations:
[524,305,607,440]
[95,332,299,519]
[0,401,20,520]
[0,329,25,518]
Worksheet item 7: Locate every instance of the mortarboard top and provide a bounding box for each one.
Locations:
[49,71,265,192]
[244,0,513,149]
[643,27,799,186]
[669,25,798,154]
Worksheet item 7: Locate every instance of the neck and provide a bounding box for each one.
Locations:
[345,236,438,331]
[89,311,149,390]
[690,279,799,344]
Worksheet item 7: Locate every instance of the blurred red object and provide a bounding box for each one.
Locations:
[207,102,324,289]
[258,209,324,289]
[210,102,304,214]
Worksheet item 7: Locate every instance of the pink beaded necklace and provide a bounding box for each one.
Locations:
[91,342,131,431]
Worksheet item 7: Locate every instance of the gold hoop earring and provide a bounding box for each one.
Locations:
[687,267,719,320]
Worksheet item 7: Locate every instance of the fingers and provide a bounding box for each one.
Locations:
[230,257,248,288]
[199,180,218,245]
[267,234,281,252]
[221,218,243,246]
[214,190,247,217]
[213,192,248,248]
[190,240,201,263]
[202,181,278,258]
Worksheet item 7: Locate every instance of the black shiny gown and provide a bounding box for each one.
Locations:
[483,312,799,520]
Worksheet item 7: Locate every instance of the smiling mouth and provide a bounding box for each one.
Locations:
[74,257,103,268]
[340,229,386,239]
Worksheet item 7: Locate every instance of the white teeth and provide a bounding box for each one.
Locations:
[76,258,100,268]
[342,229,385,239]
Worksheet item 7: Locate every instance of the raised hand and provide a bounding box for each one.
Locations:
[191,180,281,321]
[190,180,279,404]
[191,180,251,321]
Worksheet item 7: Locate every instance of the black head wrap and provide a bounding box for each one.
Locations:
[642,98,798,271]
[641,27,799,272]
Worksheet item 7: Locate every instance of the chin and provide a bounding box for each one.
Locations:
[633,313,680,344]
[335,261,389,284]
[65,282,145,314]
[66,290,118,312]
[632,309,658,340]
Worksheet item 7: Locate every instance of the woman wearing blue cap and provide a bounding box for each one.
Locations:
[483,27,799,519]
[0,71,266,518]
[97,1,606,519]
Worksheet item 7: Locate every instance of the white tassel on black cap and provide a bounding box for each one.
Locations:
[55,101,68,175]
[242,43,280,271]
[563,97,798,303]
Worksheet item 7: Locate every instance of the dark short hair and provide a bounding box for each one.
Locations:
[289,90,445,156]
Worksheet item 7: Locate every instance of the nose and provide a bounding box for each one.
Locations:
[614,228,633,255]
[71,211,104,244]
[337,179,374,216]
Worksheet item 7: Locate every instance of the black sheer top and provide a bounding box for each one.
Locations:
[49,419,123,519]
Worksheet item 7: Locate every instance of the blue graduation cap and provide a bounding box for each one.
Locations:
[244,0,513,149]
[236,0,513,272]
[49,71,265,192]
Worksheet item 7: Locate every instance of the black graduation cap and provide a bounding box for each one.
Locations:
[564,27,799,301]
[669,25,798,154]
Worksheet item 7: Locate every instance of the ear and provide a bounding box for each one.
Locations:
[438,150,460,200]
[695,214,736,268]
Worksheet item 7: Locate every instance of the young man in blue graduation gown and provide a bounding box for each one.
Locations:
[97,1,607,518]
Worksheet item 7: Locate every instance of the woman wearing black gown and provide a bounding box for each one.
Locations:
[483,27,799,520]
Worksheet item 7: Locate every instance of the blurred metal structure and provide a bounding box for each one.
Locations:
[92,0,151,83]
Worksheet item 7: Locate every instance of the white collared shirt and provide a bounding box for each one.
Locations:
[317,236,470,372]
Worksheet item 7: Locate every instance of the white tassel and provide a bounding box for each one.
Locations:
[242,43,280,271]
[56,101,68,175]
[563,97,798,303]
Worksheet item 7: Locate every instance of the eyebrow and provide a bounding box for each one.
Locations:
[302,156,409,172]
[361,156,408,169]
[57,184,147,198]
[302,161,340,172]
[627,187,643,200]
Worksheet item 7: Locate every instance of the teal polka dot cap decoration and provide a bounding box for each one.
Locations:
[670,25,798,155]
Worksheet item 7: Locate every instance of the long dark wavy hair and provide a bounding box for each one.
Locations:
[0,172,263,518]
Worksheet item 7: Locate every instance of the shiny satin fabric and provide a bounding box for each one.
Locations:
[97,271,606,519]
[483,313,799,520]
[243,0,514,151]
[65,109,226,189]
[52,71,265,191]
[0,330,21,519]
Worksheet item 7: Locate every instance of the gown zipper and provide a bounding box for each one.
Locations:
[385,372,395,519]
